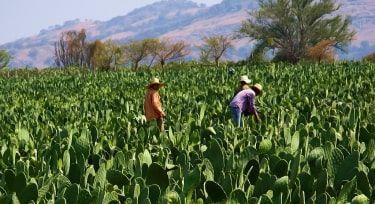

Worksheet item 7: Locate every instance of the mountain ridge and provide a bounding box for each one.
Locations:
[1,0,374,67]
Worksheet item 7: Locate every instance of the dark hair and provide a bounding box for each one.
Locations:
[252,86,261,95]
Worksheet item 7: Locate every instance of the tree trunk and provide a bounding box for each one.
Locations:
[161,60,165,69]
[215,58,220,67]
[134,61,139,70]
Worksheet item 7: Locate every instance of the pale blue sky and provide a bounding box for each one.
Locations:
[0,0,221,44]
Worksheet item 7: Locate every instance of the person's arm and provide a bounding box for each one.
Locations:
[151,92,165,117]
[249,93,260,122]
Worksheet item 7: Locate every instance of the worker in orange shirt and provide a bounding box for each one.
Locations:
[144,77,166,131]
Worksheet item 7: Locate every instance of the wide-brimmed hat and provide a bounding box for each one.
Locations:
[240,75,252,84]
[252,83,263,93]
[147,77,165,88]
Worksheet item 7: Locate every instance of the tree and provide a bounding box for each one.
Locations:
[307,39,336,63]
[86,40,105,71]
[363,53,375,62]
[54,29,87,68]
[123,39,158,69]
[240,0,355,63]
[0,50,11,69]
[86,40,124,71]
[199,35,233,67]
[248,40,270,62]
[105,40,124,71]
[153,39,189,68]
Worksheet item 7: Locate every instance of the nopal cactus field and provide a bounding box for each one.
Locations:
[0,62,374,203]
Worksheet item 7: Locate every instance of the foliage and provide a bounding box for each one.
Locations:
[363,53,375,62]
[248,40,271,62]
[0,50,11,69]
[240,0,355,63]
[86,40,123,71]
[307,39,336,63]
[123,39,159,69]
[0,62,373,203]
[199,35,233,67]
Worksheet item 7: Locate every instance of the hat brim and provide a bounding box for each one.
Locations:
[241,80,251,84]
[147,82,165,88]
[252,86,262,93]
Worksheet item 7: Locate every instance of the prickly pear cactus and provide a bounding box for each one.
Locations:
[64,183,79,204]
[106,170,130,188]
[19,183,38,203]
[229,189,247,204]
[146,163,169,191]
[258,139,272,154]
[204,180,227,203]
[351,194,369,204]
[204,139,224,178]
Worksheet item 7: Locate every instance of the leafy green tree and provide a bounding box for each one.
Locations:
[240,0,355,63]
[0,50,11,69]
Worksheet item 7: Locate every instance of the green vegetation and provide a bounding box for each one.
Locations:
[0,50,11,69]
[0,62,373,203]
[240,0,355,63]
[363,53,375,63]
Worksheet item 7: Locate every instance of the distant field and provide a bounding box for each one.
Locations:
[0,62,374,203]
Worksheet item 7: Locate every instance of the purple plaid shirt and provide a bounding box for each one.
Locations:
[230,89,256,113]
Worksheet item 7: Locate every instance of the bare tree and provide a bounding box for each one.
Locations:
[123,39,158,69]
[153,39,189,68]
[199,35,233,67]
[54,29,87,68]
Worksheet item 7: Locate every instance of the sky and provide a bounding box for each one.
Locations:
[0,0,221,44]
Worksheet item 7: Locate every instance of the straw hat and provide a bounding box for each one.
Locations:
[147,77,165,87]
[252,83,263,93]
[240,75,252,84]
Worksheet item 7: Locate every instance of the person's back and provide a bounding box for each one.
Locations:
[144,89,163,121]
[234,84,251,97]
[230,89,256,113]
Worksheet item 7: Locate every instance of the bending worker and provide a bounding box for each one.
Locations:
[229,83,263,127]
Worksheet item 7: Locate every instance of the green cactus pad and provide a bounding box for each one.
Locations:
[106,170,130,188]
[259,139,272,154]
[204,180,227,203]
[146,163,169,191]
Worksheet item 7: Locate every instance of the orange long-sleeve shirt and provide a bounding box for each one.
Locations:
[144,89,165,121]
